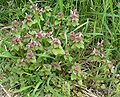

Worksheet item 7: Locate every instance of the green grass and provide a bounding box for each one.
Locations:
[0,0,120,97]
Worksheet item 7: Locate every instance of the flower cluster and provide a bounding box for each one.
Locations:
[70,9,78,22]
[69,32,82,43]
[27,51,33,59]
[12,20,18,28]
[12,37,21,44]
[1,3,118,97]
[45,32,53,38]
[92,40,105,58]
[57,12,64,20]
[35,31,43,39]
[52,38,61,45]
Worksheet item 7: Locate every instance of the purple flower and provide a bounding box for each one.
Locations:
[101,53,105,59]
[30,4,38,10]
[52,38,61,45]
[20,58,27,63]
[107,60,113,65]
[70,9,78,22]
[75,36,81,42]
[69,32,82,42]
[116,74,120,80]
[27,52,33,59]
[107,60,113,69]
[45,32,52,38]
[12,37,21,44]
[12,20,18,28]
[25,14,32,22]
[27,40,34,49]
[93,48,99,56]
[37,8,43,16]
[36,31,43,39]
[69,33,76,40]
[97,40,103,48]
[22,19,27,24]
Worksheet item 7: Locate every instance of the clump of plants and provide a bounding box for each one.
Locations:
[0,3,120,97]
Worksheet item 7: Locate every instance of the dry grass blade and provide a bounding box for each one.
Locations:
[74,84,104,97]
[0,84,11,97]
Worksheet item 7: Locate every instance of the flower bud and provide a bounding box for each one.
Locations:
[27,52,33,59]
[116,74,120,80]
[93,48,99,56]
[72,65,81,74]
[20,58,27,63]
[75,36,81,42]
[101,53,105,59]
[22,19,27,24]
[57,12,64,20]
[69,33,76,40]
[53,62,61,71]
[75,33,82,42]
[25,14,32,22]
[37,8,43,16]
[97,40,103,48]
[12,20,18,28]
[30,4,38,10]
[45,6,51,12]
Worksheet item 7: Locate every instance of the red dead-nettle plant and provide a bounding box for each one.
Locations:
[0,3,116,97]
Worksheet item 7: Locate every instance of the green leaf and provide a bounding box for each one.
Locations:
[40,16,44,21]
[71,73,77,80]
[75,43,84,49]
[87,56,101,62]
[28,31,36,35]
[29,19,38,27]
[69,56,73,62]
[52,48,65,55]
[78,79,83,85]
[14,45,19,51]
[64,28,68,46]
[55,20,60,25]
[30,56,36,63]
[0,51,18,58]
[72,21,79,27]
[22,24,28,29]
[36,53,55,59]
[43,26,48,30]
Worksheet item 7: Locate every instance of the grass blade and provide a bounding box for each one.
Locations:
[47,75,63,97]
[13,85,33,93]
[58,0,63,12]
[31,81,43,96]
